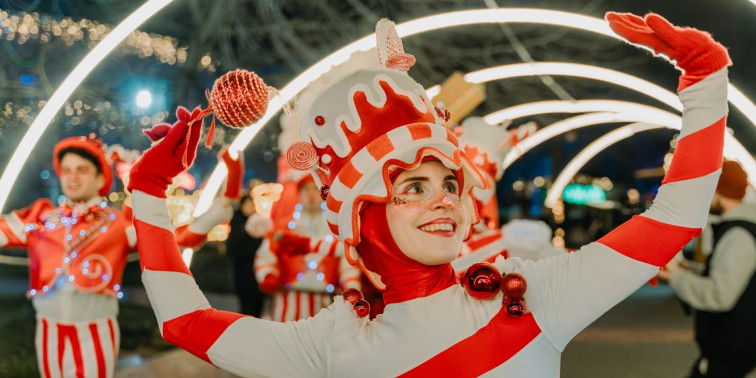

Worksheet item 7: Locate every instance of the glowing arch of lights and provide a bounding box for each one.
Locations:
[497,106,681,170]
[480,99,756,204]
[544,120,751,208]
[0,0,174,212]
[544,122,674,208]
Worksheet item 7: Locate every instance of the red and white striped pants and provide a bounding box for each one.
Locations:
[271,291,334,322]
[35,316,120,378]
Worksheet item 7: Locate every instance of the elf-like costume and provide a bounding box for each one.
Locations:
[253,174,361,322]
[128,13,730,376]
[0,112,238,378]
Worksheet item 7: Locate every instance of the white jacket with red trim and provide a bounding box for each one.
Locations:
[131,64,727,376]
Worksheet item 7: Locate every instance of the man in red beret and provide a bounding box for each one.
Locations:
[0,135,130,378]
[659,160,756,377]
[0,130,241,378]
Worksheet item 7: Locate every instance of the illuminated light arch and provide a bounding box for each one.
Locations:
[497,106,681,170]
[485,99,680,125]
[0,0,175,212]
[545,122,672,208]
[544,121,753,208]
[483,99,756,192]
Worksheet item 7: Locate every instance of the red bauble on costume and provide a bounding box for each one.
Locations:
[501,272,527,299]
[461,262,501,300]
[353,299,371,318]
[342,288,364,304]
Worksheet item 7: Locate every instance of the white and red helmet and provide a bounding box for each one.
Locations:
[287,20,487,268]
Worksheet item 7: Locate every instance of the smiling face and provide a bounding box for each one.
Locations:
[59,152,104,203]
[386,161,470,265]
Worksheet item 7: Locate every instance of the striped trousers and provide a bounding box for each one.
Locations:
[35,316,119,378]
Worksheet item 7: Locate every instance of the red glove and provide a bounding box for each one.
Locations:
[605,12,731,91]
[259,274,279,293]
[220,147,244,200]
[269,230,312,256]
[128,106,204,198]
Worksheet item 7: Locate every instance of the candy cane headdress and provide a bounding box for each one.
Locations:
[288,19,486,267]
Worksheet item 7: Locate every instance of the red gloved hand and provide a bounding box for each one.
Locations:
[269,230,312,256]
[259,273,279,293]
[220,147,244,200]
[605,12,731,91]
[128,106,204,198]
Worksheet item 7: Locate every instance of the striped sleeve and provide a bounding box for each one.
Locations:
[598,67,727,265]
[523,67,728,350]
[131,190,329,376]
[0,199,57,247]
[254,238,280,283]
[0,212,26,247]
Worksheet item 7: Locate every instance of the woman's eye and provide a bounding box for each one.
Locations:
[405,185,421,194]
[443,182,459,193]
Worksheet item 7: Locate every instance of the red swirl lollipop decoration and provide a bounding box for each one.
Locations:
[285,141,319,170]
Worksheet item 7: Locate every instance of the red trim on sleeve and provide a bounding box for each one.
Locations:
[598,215,701,267]
[162,308,244,364]
[398,311,541,378]
[174,225,208,248]
[662,118,725,185]
[133,218,191,275]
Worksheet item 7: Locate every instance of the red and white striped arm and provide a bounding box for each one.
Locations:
[516,67,728,351]
[131,190,243,362]
[132,189,332,375]
[253,239,280,283]
[599,68,727,265]
[0,199,56,247]
[173,199,233,248]
[0,212,26,247]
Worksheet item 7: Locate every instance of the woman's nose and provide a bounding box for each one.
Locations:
[430,191,454,209]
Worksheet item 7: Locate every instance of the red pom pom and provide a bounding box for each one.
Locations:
[461,262,501,300]
[353,299,371,318]
[342,288,364,304]
[501,272,527,299]
[208,69,270,129]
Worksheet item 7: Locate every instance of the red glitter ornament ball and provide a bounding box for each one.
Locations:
[353,299,371,318]
[461,262,502,300]
[208,69,270,129]
[342,288,364,304]
[501,272,527,299]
